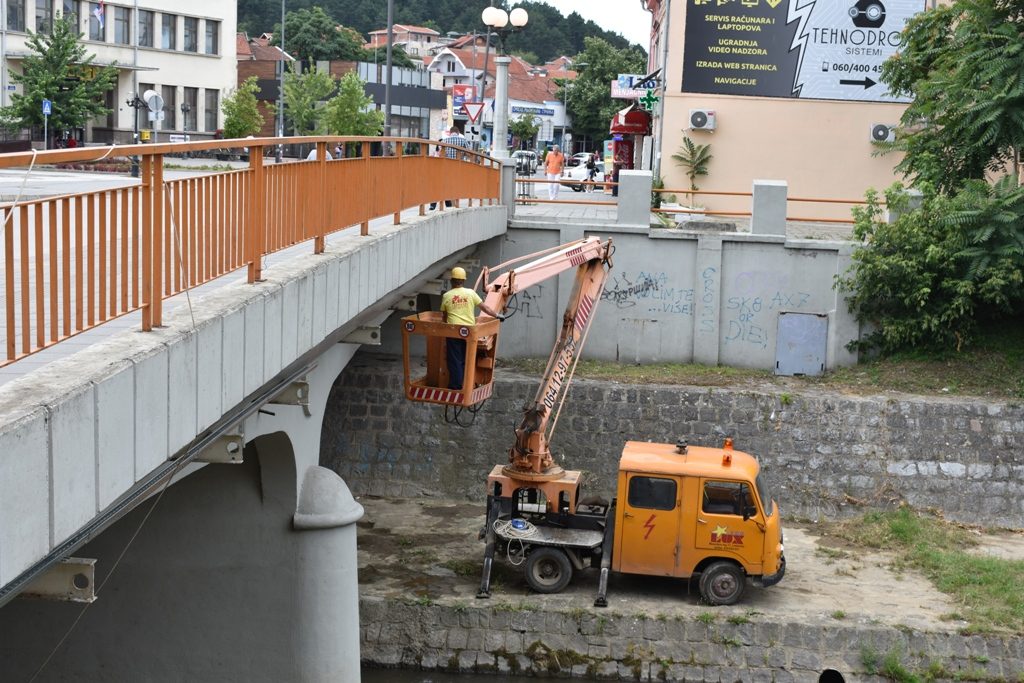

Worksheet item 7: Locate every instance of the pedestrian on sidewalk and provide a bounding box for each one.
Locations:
[431,126,471,210]
[545,145,565,200]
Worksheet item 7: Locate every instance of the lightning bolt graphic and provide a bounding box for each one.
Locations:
[786,0,817,96]
[643,514,657,540]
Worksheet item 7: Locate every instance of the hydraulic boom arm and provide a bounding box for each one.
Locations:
[480,237,613,477]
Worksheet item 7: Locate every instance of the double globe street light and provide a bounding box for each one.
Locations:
[481,5,528,158]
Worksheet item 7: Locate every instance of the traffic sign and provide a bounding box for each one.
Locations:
[463,102,485,124]
[42,98,51,116]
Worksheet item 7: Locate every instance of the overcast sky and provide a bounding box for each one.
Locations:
[529,0,652,48]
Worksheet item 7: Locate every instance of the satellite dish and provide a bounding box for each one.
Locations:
[143,89,163,113]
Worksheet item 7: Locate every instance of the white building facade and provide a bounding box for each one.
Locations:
[1,0,237,143]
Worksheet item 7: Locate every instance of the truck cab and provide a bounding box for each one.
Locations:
[612,439,784,605]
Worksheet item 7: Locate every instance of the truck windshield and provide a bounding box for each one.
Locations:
[755,473,774,517]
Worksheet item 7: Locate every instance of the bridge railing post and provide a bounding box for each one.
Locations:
[394,141,403,225]
[419,142,427,216]
[248,147,266,283]
[315,141,327,254]
[360,141,370,236]
[140,152,164,330]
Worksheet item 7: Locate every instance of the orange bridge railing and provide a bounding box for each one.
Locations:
[0,136,501,366]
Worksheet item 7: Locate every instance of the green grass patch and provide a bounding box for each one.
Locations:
[828,507,1024,633]
[499,322,1024,399]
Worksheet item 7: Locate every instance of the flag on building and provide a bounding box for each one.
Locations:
[92,0,105,29]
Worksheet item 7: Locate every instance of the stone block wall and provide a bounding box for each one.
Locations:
[360,597,1024,681]
[321,354,1024,527]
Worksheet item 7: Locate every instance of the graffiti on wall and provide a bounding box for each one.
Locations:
[724,271,813,349]
[601,271,695,316]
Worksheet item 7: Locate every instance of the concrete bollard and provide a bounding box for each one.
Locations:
[617,170,653,226]
[499,158,516,220]
[750,180,787,236]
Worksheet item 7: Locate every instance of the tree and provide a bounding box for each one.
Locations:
[881,0,1024,193]
[672,136,713,192]
[0,17,116,137]
[508,114,540,150]
[282,65,336,135]
[321,71,383,136]
[221,77,265,138]
[368,44,415,69]
[276,7,366,69]
[561,37,647,146]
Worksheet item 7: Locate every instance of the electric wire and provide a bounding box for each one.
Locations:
[492,517,538,566]
[27,464,180,682]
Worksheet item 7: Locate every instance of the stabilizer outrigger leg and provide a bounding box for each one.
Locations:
[594,501,617,607]
[477,496,501,599]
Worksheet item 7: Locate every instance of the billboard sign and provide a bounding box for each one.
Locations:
[681,0,923,102]
[451,84,476,111]
[611,73,648,99]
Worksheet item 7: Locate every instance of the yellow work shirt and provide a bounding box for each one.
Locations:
[441,287,482,326]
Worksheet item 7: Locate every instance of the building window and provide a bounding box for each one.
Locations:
[183,16,197,52]
[88,2,104,41]
[59,0,76,28]
[161,13,176,50]
[204,89,219,132]
[183,87,198,131]
[114,6,130,44]
[205,20,219,55]
[7,1,25,31]
[161,85,176,130]
[138,10,153,47]
[35,0,53,34]
[446,60,455,73]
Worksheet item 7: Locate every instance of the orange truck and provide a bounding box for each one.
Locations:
[479,437,785,606]
[401,237,784,605]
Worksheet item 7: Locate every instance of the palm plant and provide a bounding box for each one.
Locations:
[672,135,713,202]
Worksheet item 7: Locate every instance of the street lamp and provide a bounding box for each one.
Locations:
[481,5,528,158]
[180,102,191,132]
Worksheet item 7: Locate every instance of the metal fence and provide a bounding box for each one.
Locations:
[0,136,501,366]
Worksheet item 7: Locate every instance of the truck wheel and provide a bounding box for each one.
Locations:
[699,561,746,605]
[525,547,573,593]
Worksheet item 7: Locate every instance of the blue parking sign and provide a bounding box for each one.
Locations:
[42,99,51,116]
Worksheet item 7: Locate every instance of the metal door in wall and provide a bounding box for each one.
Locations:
[775,312,827,376]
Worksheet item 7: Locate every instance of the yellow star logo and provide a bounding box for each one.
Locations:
[713,525,729,537]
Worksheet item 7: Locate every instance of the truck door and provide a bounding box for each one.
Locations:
[694,479,765,572]
[614,473,681,576]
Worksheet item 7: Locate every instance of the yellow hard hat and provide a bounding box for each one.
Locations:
[451,267,467,280]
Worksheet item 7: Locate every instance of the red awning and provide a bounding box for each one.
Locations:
[609,105,651,135]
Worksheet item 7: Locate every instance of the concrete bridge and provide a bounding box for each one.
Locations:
[0,137,866,680]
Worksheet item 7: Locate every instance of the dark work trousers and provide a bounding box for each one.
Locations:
[446,338,467,389]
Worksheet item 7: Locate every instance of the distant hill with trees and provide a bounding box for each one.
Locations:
[237,0,646,64]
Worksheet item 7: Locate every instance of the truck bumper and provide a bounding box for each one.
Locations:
[756,555,786,588]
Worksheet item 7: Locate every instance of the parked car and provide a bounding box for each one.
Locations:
[567,152,592,167]
[512,150,538,174]
[562,162,605,192]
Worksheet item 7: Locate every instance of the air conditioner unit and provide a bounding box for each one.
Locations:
[870,123,895,143]
[689,109,716,131]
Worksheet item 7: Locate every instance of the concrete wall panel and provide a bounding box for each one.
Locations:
[280,279,300,364]
[0,411,49,585]
[167,333,199,455]
[263,287,284,382]
[196,319,224,431]
[221,308,245,412]
[324,259,341,333]
[50,385,97,544]
[134,348,170,475]
[95,362,135,510]
[312,267,328,347]
[296,274,313,356]
[243,297,266,396]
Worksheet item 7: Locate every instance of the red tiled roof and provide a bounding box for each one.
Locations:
[368,24,440,36]
[236,32,292,62]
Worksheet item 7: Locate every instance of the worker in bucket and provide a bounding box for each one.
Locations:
[441,267,505,390]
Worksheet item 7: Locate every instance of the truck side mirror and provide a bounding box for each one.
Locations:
[743,505,757,521]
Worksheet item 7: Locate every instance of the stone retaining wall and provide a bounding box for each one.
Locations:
[321,354,1024,527]
[360,597,1024,681]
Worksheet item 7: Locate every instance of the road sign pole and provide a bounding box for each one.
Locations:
[43,114,47,150]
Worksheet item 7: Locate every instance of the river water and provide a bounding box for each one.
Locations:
[362,668,535,682]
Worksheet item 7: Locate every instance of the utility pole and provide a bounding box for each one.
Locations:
[276,0,285,163]
[383,0,394,137]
